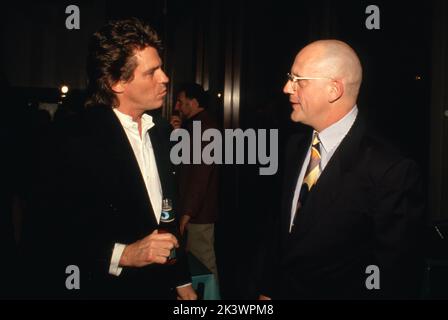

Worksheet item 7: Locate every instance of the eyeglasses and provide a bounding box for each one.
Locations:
[286,73,334,91]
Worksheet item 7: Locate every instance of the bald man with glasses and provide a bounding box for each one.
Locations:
[259,40,425,300]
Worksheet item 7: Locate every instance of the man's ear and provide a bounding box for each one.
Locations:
[111,80,125,94]
[191,98,200,109]
[328,80,344,103]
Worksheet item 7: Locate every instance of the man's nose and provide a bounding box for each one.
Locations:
[283,81,293,94]
[175,101,180,110]
[159,69,169,83]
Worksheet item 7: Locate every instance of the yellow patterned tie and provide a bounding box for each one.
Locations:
[302,132,322,191]
[294,132,322,224]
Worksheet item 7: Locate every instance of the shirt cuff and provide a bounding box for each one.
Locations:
[176,282,192,289]
[109,243,126,276]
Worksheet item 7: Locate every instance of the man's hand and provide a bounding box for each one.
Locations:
[258,294,272,300]
[179,214,191,236]
[119,230,179,267]
[170,115,182,129]
[176,285,198,300]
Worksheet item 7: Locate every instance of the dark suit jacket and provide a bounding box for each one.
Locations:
[26,105,190,299]
[262,114,425,299]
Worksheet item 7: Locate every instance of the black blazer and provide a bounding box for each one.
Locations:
[27,105,190,299]
[262,114,425,299]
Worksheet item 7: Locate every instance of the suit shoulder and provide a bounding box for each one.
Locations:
[360,133,419,180]
[362,133,405,161]
[203,111,219,130]
[52,111,86,140]
[194,110,220,131]
[51,106,110,149]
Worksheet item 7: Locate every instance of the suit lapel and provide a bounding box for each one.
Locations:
[93,106,158,227]
[147,114,172,201]
[281,131,313,236]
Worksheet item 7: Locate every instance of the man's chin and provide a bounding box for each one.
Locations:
[144,103,163,111]
[290,111,303,123]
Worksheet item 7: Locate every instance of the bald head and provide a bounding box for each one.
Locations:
[295,40,363,99]
[285,40,363,131]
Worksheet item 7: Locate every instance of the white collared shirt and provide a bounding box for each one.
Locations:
[289,106,358,232]
[109,108,163,276]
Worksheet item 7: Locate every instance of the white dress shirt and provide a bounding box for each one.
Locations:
[289,106,358,232]
[109,108,163,276]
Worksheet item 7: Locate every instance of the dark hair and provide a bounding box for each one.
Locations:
[177,83,208,109]
[85,18,162,108]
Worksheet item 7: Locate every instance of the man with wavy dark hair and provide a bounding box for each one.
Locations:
[85,18,163,109]
[30,18,196,299]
